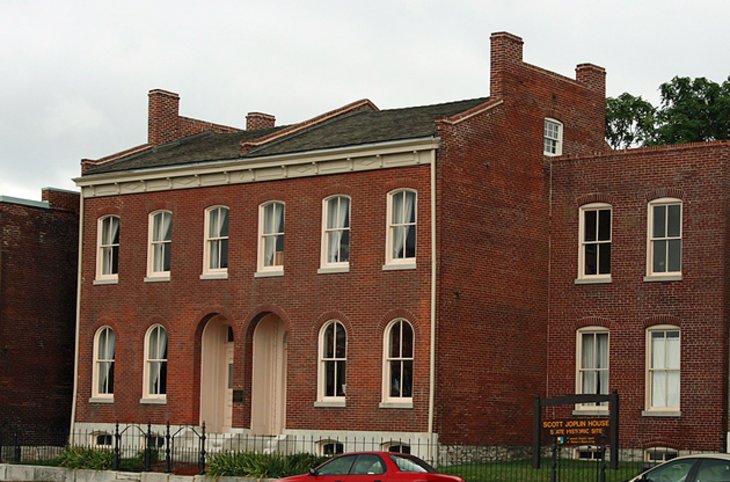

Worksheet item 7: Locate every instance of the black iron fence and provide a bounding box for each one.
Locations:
[0,423,706,481]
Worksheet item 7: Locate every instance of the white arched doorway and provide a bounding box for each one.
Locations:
[200,316,233,433]
[251,314,287,435]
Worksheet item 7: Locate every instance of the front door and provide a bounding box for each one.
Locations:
[200,316,233,432]
[251,314,287,434]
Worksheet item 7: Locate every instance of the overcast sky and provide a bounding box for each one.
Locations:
[1,0,728,201]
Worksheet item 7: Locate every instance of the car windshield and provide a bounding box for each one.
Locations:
[389,454,436,473]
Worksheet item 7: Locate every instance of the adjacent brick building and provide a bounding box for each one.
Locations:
[0,188,79,439]
[70,31,730,458]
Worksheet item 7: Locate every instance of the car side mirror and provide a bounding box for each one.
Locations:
[308,468,317,476]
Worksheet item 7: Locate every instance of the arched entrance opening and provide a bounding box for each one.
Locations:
[251,313,287,435]
[200,315,233,433]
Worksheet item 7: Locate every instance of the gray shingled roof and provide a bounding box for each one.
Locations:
[85,97,488,175]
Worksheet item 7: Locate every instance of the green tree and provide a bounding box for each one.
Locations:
[605,93,656,149]
[605,75,730,148]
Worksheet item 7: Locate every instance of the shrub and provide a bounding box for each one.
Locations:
[55,446,114,470]
[208,452,327,478]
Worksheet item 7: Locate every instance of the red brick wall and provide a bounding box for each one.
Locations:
[432,35,607,445]
[548,142,730,450]
[0,192,79,434]
[75,166,433,433]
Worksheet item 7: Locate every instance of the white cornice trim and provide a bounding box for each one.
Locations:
[75,137,439,198]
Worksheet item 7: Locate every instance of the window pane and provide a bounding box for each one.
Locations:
[582,371,596,394]
[651,371,666,407]
[598,210,611,241]
[653,205,666,237]
[584,244,597,275]
[667,204,681,237]
[599,244,611,275]
[667,371,680,407]
[339,230,350,262]
[402,360,413,397]
[651,332,666,369]
[335,360,346,396]
[666,331,680,369]
[219,208,229,237]
[582,334,595,369]
[393,192,404,224]
[668,239,681,272]
[325,361,335,396]
[324,324,334,358]
[209,209,219,237]
[584,211,597,242]
[405,225,416,258]
[402,324,413,358]
[220,239,228,268]
[341,198,350,228]
[653,240,667,273]
[390,361,402,397]
[335,323,346,358]
[263,204,274,233]
[390,323,402,358]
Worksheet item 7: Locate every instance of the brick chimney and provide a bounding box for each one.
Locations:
[148,89,181,145]
[490,32,524,98]
[246,112,276,131]
[576,63,606,97]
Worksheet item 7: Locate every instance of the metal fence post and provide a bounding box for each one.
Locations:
[113,423,121,470]
[600,434,607,482]
[551,439,558,482]
[145,422,152,472]
[164,422,171,474]
[533,394,542,469]
[13,429,20,463]
[198,422,206,475]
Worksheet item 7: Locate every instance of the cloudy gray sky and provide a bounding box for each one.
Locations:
[2,0,728,200]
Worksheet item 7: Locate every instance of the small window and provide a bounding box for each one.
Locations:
[96,215,120,280]
[647,198,682,278]
[147,435,166,449]
[203,206,229,276]
[576,327,609,409]
[544,118,563,156]
[321,195,351,269]
[147,211,172,278]
[578,204,611,280]
[386,190,416,266]
[258,201,285,273]
[383,319,414,403]
[573,446,602,461]
[92,433,113,447]
[92,326,115,398]
[646,326,680,411]
[385,443,411,454]
[143,325,168,399]
[319,440,344,457]
[318,320,346,401]
[645,447,678,463]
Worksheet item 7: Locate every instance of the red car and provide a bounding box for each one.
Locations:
[276,451,465,482]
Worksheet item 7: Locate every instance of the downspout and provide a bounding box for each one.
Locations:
[69,192,84,443]
[428,147,437,460]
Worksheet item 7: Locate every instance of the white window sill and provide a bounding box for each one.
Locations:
[382,263,417,271]
[575,277,611,285]
[93,278,119,285]
[89,397,114,404]
[642,410,681,417]
[314,400,346,408]
[139,397,167,405]
[317,266,350,275]
[379,401,414,409]
[200,272,228,280]
[644,274,682,282]
[254,270,284,278]
[144,275,170,283]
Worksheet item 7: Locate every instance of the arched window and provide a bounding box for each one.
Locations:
[386,190,416,266]
[143,325,168,399]
[147,210,172,278]
[383,319,414,403]
[258,201,285,273]
[321,195,351,270]
[203,206,229,276]
[96,215,120,281]
[318,320,346,402]
[92,326,115,398]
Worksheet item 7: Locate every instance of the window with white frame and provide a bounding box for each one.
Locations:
[319,320,346,401]
[97,215,120,280]
[321,195,351,269]
[384,443,411,454]
[92,326,115,398]
[647,198,682,277]
[578,203,612,280]
[386,190,416,265]
[576,328,609,408]
[148,211,172,278]
[204,206,229,275]
[544,118,563,156]
[383,319,414,402]
[645,447,678,463]
[646,326,680,411]
[258,201,285,272]
[319,440,344,457]
[91,432,113,447]
[144,325,168,399]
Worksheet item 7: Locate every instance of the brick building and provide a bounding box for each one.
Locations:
[0,188,79,438]
[70,31,730,457]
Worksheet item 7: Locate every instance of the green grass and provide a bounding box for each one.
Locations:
[440,458,646,482]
